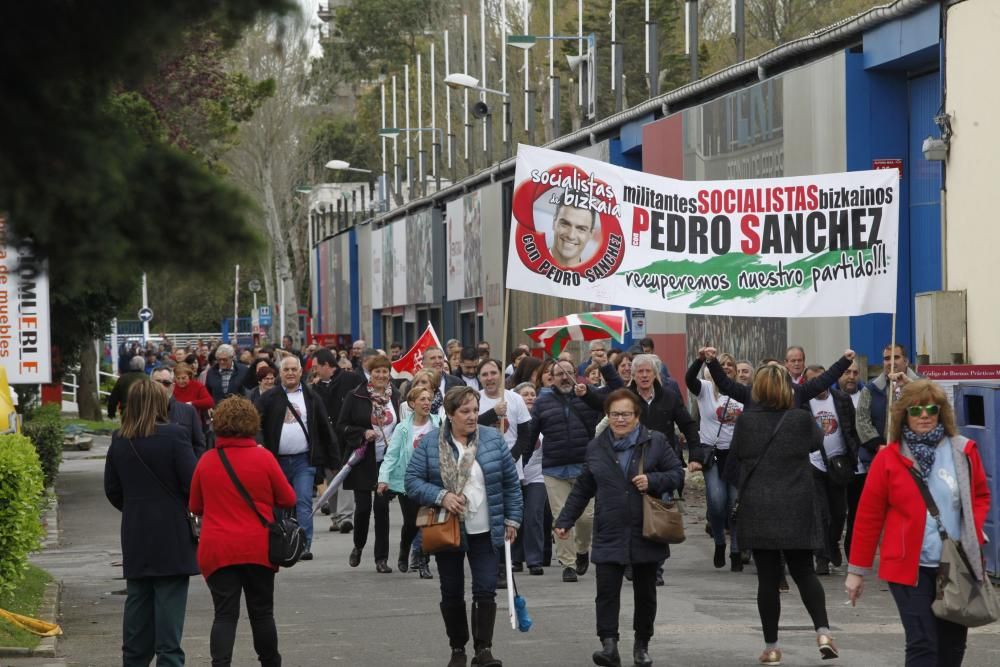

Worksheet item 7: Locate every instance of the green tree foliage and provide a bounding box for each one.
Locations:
[325,0,443,84]
[0,3,292,383]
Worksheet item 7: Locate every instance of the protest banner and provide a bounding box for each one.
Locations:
[506,145,899,318]
[0,215,51,384]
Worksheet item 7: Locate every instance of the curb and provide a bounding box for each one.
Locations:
[0,580,62,658]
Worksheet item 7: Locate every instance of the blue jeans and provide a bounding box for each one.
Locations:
[513,483,547,567]
[278,453,316,548]
[436,532,498,603]
[705,459,739,552]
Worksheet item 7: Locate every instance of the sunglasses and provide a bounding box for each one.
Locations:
[906,404,940,417]
[155,379,174,387]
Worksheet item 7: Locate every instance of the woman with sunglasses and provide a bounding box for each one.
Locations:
[846,379,990,666]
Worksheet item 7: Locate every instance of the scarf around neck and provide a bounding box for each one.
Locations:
[903,423,946,480]
[438,420,479,516]
[368,382,393,435]
[610,427,641,476]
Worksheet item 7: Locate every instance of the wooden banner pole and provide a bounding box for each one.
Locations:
[884,310,898,441]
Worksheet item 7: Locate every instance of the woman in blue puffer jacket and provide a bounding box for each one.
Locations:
[406,386,523,667]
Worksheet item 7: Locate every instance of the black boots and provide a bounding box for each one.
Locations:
[633,638,652,667]
[730,553,743,572]
[419,554,434,579]
[398,547,409,573]
[440,601,469,667]
[470,600,501,667]
[592,638,621,666]
[714,544,726,568]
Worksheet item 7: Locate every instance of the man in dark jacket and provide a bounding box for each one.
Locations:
[255,355,339,560]
[801,364,863,574]
[204,344,251,404]
[151,366,206,458]
[628,354,704,465]
[527,358,623,582]
[107,356,148,419]
[312,347,364,532]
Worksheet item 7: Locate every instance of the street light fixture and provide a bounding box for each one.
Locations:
[324,159,372,174]
[443,73,512,161]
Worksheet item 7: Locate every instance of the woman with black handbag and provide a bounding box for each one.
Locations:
[189,396,296,667]
[104,378,199,667]
[730,365,837,666]
[846,379,992,666]
[405,386,522,667]
[554,389,684,667]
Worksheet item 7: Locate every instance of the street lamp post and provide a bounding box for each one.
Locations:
[443,73,511,163]
[508,32,597,127]
[379,128,444,192]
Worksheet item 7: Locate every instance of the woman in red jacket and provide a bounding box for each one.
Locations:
[173,362,214,424]
[190,396,296,667]
[845,379,990,666]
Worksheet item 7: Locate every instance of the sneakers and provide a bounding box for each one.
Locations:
[562,567,578,582]
[528,566,544,575]
[758,648,782,665]
[817,634,839,660]
[575,552,590,576]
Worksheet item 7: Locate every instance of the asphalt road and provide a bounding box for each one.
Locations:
[8,437,1000,667]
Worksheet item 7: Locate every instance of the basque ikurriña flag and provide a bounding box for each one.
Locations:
[391,324,444,380]
[523,311,628,357]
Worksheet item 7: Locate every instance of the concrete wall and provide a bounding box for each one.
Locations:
[944,0,1000,363]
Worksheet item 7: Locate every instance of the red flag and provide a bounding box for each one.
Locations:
[391,324,443,380]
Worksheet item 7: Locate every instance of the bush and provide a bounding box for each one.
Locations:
[0,434,45,598]
[23,404,63,488]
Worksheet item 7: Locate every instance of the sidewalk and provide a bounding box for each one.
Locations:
[7,436,1000,666]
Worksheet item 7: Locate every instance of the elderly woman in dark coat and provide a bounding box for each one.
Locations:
[555,388,685,667]
[338,355,401,573]
[104,378,199,667]
[729,364,836,666]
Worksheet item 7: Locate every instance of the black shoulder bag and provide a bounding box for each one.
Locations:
[729,412,788,524]
[217,448,306,568]
[127,439,201,543]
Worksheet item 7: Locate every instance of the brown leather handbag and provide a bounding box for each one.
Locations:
[638,445,686,545]
[416,505,461,553]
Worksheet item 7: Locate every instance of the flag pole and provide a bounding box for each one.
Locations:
[501,289,510,369]
[884,310,897,441]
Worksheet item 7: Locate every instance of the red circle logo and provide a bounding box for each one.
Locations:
[511,164,625,283]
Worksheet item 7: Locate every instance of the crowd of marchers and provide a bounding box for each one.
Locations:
[103,333,992,667]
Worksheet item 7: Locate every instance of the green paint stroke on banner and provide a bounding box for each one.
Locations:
[624,246,888,308]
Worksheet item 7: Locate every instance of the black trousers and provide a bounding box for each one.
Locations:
[397,494,420,558]
[595,562,658,641]
[813,469,848,562]
[844,473,867,560]
[206,564,280,667]
[752,549,829,644]
[889,567,968,666]
[354,488,391,562]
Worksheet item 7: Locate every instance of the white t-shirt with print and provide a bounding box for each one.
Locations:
[694,379,743,450]
[808,394,847,472]
[479,389,531,480]
[373,400,397,462]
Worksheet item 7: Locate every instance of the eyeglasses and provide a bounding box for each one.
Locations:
[906,404,940,417]
[155,380,174,387]
[609,411,635,420]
